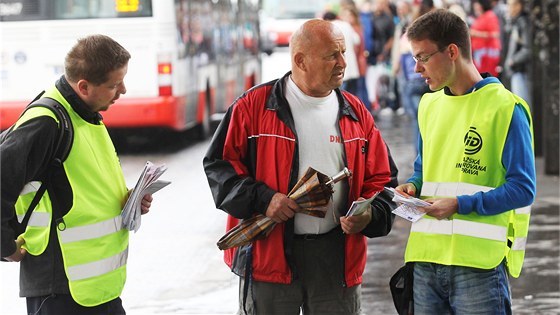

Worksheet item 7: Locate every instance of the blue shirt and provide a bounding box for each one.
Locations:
[407,77,536,215]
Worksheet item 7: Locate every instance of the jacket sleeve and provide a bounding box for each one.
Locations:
[1,117,58,258]
[202,99,276,219]
[361,143,398,238]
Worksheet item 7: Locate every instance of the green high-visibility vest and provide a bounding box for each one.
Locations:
[405,82,533,278]
[15,86,129,306]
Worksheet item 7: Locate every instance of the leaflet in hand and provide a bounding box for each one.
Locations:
[346,192,380,217]
[122,161,171,232]
[385,187,430,222]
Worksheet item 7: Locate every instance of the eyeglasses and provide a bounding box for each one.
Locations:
[413,48,444,64]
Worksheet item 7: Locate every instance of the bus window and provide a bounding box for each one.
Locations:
[54,0,152,19]
[0,0,152,21]
[55,0,90,18]
[0,0,261,137]
[0,0,44,21]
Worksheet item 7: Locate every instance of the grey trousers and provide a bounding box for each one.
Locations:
[237,228,362,315]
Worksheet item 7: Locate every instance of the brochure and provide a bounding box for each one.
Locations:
[345,192,380,217]
[121,161,171,232]
[385,187,430,222]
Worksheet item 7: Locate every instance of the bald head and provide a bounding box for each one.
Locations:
[289,19,341,58]
[288,19,347,97]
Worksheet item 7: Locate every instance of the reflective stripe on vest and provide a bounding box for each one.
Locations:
[20,181,42,195]
[26,212,51,227]
[411,218,507,242]
[422,182,492,196]
[512,237,527,250]
[17,182,52,227]
[67,247,128,281]
[516,206,531,214]
[420,181,531,252]
[59,215,123,244]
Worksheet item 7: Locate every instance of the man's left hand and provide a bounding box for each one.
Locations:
[340,206,372,234]
[3,237,26,262]
[419,197,458,220]
[141,194,153,215]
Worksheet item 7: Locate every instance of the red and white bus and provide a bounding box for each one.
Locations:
[0,0,262,138]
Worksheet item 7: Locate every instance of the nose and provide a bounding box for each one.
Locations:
[119,82,127,95]
[337,52,347,68]
[414,60,423,73]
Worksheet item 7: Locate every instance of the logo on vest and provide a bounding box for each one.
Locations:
[464,126,482,155]
[456,127,487,176]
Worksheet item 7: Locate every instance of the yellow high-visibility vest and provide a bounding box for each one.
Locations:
[405,83,533,278]
[15,87,129,306]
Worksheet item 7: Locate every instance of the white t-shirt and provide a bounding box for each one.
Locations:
[285,76,349,234]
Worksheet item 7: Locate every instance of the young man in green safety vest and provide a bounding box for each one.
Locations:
[1,35,154,314]
[395,9,536,314]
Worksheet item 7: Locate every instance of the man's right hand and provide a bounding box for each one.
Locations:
[395,183,417,197]
[4,237,26,262]
[265,192,301,223]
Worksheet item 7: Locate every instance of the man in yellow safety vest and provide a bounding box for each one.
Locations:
[395,9,535,314]
[1,34,154,314]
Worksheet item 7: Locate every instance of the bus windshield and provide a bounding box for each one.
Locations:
[0,0,152,21]
[261,0,334,19]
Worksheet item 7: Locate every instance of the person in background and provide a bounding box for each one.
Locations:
[1,35,154,314]
[396,9,535,314]
[357,0,375,71]
[322,10,362,106]
[391,0,413,117]
[503,0,532,107]
[492,0,509,65]
[444,0,468,22]
[391,0,413,68]
[393,0,433,153]
[470,0,502,76]
[371,0,396,66]
[414,0,436,20]
[367,0,396,114]
[204,19,398,315]
[340,1,372,110]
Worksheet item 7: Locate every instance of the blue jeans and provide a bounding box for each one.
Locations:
[413,261,512,315]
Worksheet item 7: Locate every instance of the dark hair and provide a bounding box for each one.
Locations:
[322,11,338,21]
[65,34,131,85]
[406,9,472,60]
[475,0,493,12]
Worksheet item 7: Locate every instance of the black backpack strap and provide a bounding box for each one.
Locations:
[14,93,74,233]
[18,184,48,234]
[26,97,74,164]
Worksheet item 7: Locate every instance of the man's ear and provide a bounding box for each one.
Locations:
[448,44,460,61]
[294,52,306,71]
[76,79,90,97]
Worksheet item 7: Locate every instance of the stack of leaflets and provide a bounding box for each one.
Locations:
[345,192,380,217]
[122,161,171,232]
[385,187,430,222]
